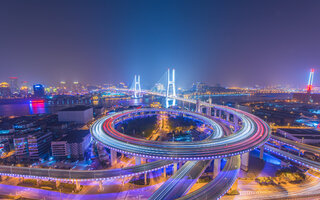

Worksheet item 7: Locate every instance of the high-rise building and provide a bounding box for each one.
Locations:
[73,81,78,93]
[59,81,67,94]
[9,77,19,94]
[33,84,45,97]
[0,82,11,97]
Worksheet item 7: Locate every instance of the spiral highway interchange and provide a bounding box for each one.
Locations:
[0,90,271,200]
[90,91,271,199]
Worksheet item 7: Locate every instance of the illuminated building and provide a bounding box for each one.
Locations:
[73,81,80,94]
[20,85,28,96]
[0,82,11,97]
[51,130,91,159]
[92,95,99,106]
[14,131,53,160]
[13,135,28,160]
[9,77,19,94]
[59,81,66,94]
[28,131,53,160]
[33,84,45,97]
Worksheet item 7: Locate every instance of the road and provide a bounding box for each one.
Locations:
[0,160,172,181]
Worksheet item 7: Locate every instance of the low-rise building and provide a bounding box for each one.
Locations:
[58,106,93,124]
[51,130,91,159]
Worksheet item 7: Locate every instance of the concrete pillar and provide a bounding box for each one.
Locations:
[144,173,147,185]
[173,163,178,174]
[163,167,166,177]
[234,116,239,131]
[214,109,217,117]
[259,145,264,160]
[75,180,81,191]
[241,152,250,171]
[110,149,117,166]
[196,99,201,113]
[226,113,230,122]
[56,180,60,188]
[213,159,221,178]
[208,97,212,104]
[219,110,222,118]
[206,107,211,116]
[135,157,141,165]
[99,181,104,192]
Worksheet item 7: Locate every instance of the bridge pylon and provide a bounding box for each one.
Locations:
[134,75,142,98]
[166,68,176,108]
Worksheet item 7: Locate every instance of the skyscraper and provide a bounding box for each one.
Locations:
[9,77,19,94]
[33,84,45,97]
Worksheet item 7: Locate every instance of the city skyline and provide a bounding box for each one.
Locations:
[1,1,320,88]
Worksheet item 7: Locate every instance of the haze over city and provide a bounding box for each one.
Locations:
[2,1,320,200]
[1,0,320,88]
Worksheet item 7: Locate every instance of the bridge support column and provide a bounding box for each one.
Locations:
[226,113,230,122]
[241,152,250,171]
[214,109,217,117]
[173,163,178,174]
[36,179,40,186]
[163,167,166,177]
[135,157,141,165]
[206,107,211,116]
[196,99,201,113]
[99,181,104,192]
[234,116,239,131]
[75,180,81,192]
[56,180,60,188]
[260,145,264,160]
[110,149,117,166]
[213,159,221,178]
[144,173,147,185]
[219,110,222,118]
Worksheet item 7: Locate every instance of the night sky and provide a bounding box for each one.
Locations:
[1,0,320,88]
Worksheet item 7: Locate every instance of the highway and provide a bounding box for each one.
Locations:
[178,156,241,200]
[91,108,270,160]
[264,145,320,171]
[270,135,320,155]
[149,119,228,200]
[0,160,172,181]
[0,88,271,200]
[149,160,211,200]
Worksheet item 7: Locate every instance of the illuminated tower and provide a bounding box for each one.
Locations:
[9,77,19,94]
[307,68,314,94]
[134,75,141,98]
[166,68,176,108]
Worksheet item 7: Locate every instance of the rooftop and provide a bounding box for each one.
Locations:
[59,105,92,112]
[56,130,90,143]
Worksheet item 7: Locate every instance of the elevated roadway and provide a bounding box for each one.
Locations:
[0,160,172,181]
[92,108,270,160]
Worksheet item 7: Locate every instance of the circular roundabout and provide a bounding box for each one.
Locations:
[91,107,271,160]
